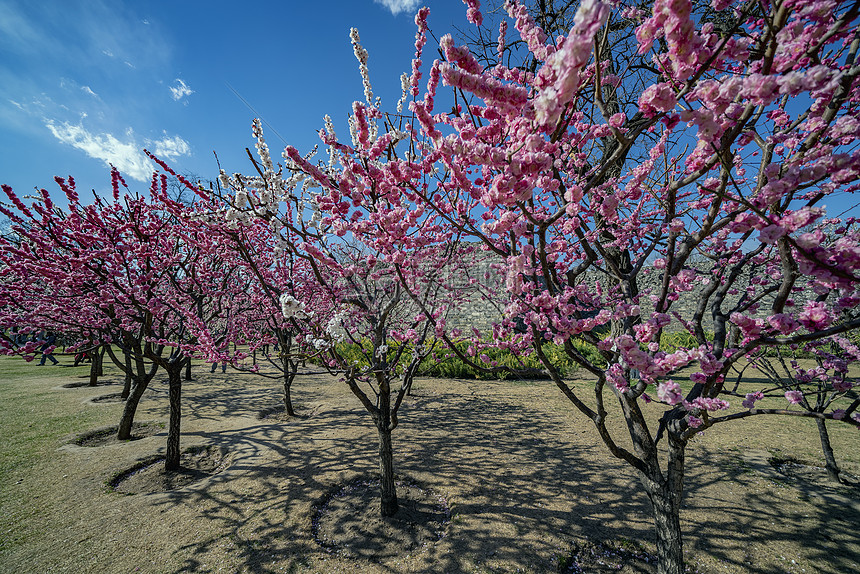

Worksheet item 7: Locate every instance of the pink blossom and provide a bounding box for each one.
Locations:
[608,113,626,128]
[730,313,764,338]
[462,0,483,26]
[638,83,677,116]
[657,380,683,405]
[607,363,630,392]
[687,415,703,429]
[767,314,800,335]
[785,390,804,405]
[533,0,609,126]
[798,301,831,330]
[742,391,764,409]
[832,380,853,392]
[758,224,787,244]
[690,397,730,411]
[832,409,846,420]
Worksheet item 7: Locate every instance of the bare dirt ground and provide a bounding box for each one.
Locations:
[1,363,859,574]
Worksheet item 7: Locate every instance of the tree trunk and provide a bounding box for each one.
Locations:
[121,353,132,400]
[377,424,399,517]
[648,486,684,574]
[96,346,105,376]
[88,349,100,387]
[117,377,150,440]
[165,367,182,471]
[816,417,842,483]
[283,360,297,417]
[184,357,192,381]
[641,439,686,574]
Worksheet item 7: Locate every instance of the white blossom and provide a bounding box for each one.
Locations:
[280,293,308,319]
[350,28,374,106]
[396,72,409,113]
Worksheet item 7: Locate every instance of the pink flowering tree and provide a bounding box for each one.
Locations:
[736,331,860,482]
[0,179,166,399]
[0,178,168,440]
[252,0,860,571]
[0,172,235,471]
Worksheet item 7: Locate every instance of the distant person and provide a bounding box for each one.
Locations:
[39,331,59,366]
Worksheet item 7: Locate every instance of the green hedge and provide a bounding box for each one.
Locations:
[320,338,605,381]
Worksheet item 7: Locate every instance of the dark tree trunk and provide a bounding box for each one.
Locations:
[184,358,192,381]
[165,367,182,471]
[641,439,686,574]
[88,348,101,387]
[648,486,684,574]
[377,424,398,517]
[117,377,150,440]
[96,346,105,376]
[121,353,132,400]
[816,417,842,483]
[375,373,399,516]
[283,360,297,417]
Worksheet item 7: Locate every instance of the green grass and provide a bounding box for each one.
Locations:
[0,355,116,554]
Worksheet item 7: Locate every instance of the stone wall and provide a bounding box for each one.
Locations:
[444,255,809,333]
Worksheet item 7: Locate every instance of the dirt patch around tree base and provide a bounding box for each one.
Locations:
[87,392,125,404]
[61,380,121,389]
[108,445,231,494]
[558,538,708,573]
[257,403,321,421]
[72,421,163,446]
[312,476,450,562]
[769,455,860,494]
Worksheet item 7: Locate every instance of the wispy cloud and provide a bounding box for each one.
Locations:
[373,0,421,16]
[45,120,190,182]
[170,78,193,102]
[150,133,190,161]
[81,86,98,98]
[0,1,43,53]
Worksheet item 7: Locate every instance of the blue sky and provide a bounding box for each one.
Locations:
[0,0,472,200]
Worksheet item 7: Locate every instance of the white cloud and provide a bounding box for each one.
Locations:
[81,86,98,98]
[373,0,421,15]
[150,133,191,161]
[45,120,190,182]
[170,78,193,102]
